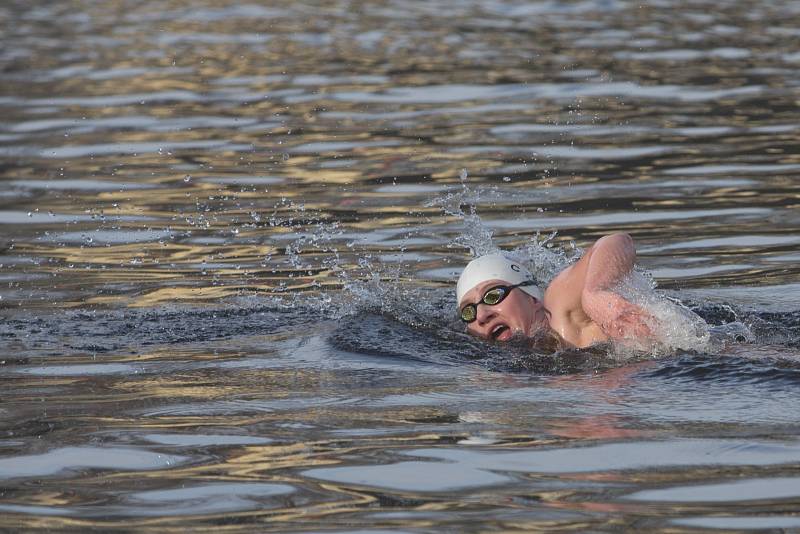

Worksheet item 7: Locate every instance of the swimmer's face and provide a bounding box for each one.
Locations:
[459,278,548,342]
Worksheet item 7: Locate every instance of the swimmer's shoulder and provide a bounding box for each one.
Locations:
[543,253,609,347]
[544,260,585,314]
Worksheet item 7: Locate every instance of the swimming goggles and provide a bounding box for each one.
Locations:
[459,280,535,323]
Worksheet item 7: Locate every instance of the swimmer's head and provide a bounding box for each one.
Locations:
[456,253,548,342]
[456,253,543,306]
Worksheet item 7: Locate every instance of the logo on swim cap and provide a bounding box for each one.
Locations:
[456,253,543,305]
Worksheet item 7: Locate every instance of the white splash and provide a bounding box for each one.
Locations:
[613,270,711,353]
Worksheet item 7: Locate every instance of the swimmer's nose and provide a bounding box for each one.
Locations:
[475,303,495,325]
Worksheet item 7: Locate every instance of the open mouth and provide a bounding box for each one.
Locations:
[491,324,510,340]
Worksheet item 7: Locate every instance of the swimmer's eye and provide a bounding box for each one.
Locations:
[460,283,526,323]
[460,304,477,323]
[482,287,506,305]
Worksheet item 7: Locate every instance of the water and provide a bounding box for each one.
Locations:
[2,0,800,531]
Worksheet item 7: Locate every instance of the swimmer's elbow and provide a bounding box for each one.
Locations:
[583,233,637,293]
[596,233,635,259]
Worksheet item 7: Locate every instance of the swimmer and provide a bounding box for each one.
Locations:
[456,233,654,348]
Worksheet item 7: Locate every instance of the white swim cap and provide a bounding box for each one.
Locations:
[456,253,543,305]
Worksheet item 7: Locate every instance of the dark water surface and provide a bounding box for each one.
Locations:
[3,0,800,531]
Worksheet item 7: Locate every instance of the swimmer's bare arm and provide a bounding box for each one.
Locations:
[578,233,655,340]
